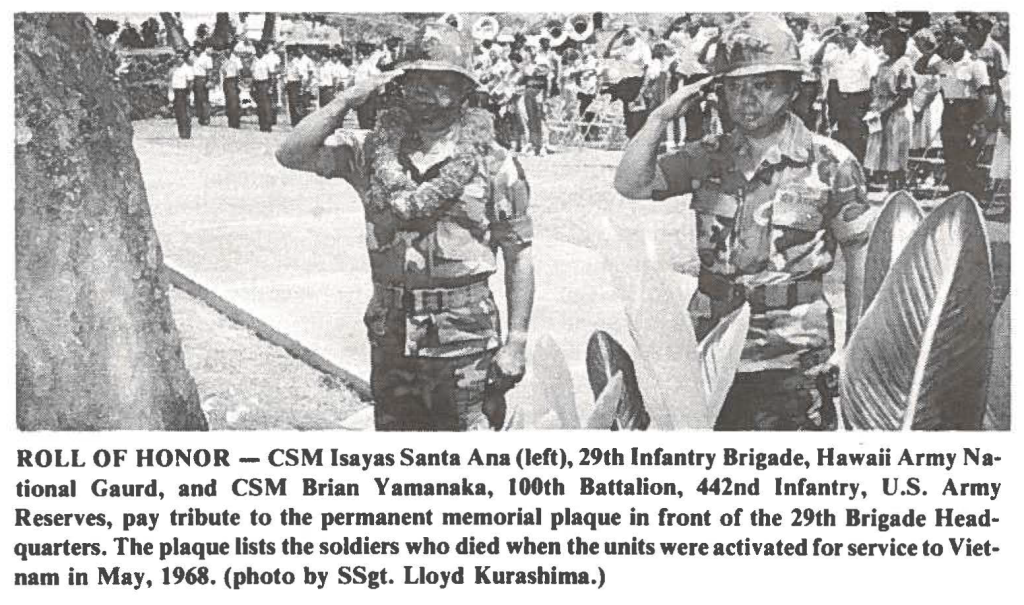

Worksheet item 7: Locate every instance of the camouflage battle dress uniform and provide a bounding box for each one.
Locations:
[656,112,872,430]
[313,114,532,431]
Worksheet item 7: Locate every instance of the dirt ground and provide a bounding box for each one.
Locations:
[169,288,367,430]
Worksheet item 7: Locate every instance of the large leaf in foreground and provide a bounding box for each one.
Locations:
[697,303,750,428]
[629,261,704,429]
[586,330,650,430]
[524,334,580,429]
[984,294,1010,430]
[841,193,993,430]
[585,373,626,430]
[862,191,924,315]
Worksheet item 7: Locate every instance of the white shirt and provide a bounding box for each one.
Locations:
[317,62,336,87]
[354,52,383,82]
[298,55,315,78]
[192,52,213,78]
[263,51,281,74]
[931,54,990,100]
[822,42,877,93]
[797,34,821,82]
[286,57,305,82]
[334,63,352,88]
[669,31,707,76]
[171,64,193,90]
[612,40,652,69]
[252,55,270,81]
[221,54,242,79]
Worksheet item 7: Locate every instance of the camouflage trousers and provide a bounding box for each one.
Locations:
[714,368,837,431]
[371,346,501,431]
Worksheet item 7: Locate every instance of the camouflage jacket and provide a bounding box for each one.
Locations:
[313,118,532,358]
[656,112,872,372]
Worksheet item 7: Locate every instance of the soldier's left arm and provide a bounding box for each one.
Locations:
[491,155,536,385]
[826,156,873,339]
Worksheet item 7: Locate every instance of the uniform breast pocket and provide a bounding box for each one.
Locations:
[770,186,827,266]
[772,186,825,233]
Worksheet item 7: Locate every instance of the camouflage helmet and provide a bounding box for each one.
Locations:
[399,21,478,85]
[714,13,804,78]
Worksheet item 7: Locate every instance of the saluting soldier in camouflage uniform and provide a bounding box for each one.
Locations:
[615,14,872,431]
[276,23,535,431]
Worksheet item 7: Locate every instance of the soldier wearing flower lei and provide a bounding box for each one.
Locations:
[615,14,872,431]
[277,23,535,431]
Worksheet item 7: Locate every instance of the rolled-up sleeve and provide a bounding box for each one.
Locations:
[654,143,710,200]
[315,129,370,182]
[826,156,872,247]
[490,154,533,248]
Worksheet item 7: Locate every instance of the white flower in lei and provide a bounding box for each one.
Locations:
[366,106,495,222]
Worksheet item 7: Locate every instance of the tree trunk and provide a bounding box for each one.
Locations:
[159,12,188,52]
[209,12,234,50]
[261,12,276,43]
[15,13,207,431]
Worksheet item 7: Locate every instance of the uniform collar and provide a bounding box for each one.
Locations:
[731,113,813,180]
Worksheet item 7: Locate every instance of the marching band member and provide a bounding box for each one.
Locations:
[220,45,244,129]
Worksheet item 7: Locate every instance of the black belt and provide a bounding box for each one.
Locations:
[699,270,824,314]
[838,90,869,99]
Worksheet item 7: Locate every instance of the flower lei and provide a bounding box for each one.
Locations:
[366,106,496,222]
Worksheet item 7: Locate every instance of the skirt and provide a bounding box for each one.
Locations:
[865,106,912,172]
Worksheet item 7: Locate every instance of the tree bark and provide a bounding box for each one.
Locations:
[159,12,188,52]
[261,12,276,44]
[15,13,207,431]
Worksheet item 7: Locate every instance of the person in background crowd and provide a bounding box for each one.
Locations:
[908,28,942,159]
[252,43,274,133]
[296,47,317,117]
[285,46,309,126]
[787,15,823,131]
[353,44,384,129]
[966,15,1007,103]
[647,41,672,148]
[221,44,243,129]
[333,48,353,111]
[317,50,337,107]
[915,25,996,200]
[520,45,550,156]
[275,22,535,431]
[615,14,870,431]
[493,48,527,151]
[191,44,213,126]
[864,27,915,191]
[814,22,877,162]
[169,51,194,140]
[669,17,715,145]
[534,37,560,153]
[264,43,283,125]
[481,46,513,148]
[989,69,1010,215]
[608,26,654,139]
[570,46,601,142]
